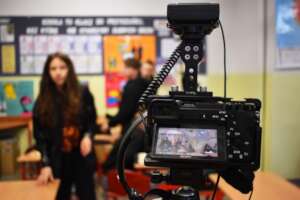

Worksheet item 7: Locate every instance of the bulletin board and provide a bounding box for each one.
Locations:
[0,16,191,76]
[0,16,207,109]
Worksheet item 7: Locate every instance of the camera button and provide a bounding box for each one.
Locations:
[233,132,241,137]
[211,114,220,119]
[193,45,200,52]
[185,45,191,52]
[239,154,244,160]
[233,149,241,154]
[184,54,190,60]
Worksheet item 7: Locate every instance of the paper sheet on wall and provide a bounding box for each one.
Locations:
[0,24,15,42]
[276,0,300,69]
[33,55,47,74]
[34,35,48,54]
[1,45,16,74]
[161,38,180,59]
[19,35,103,74]
[19,35,34,55]
[20,55,35,74]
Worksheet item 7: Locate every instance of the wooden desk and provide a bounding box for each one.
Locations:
[0,116,33,145]
[0,116,31,130]
[209,171,300,200]
[0,180,59,200]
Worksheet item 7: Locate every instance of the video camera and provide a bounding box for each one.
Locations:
[117,3,262,200]
[146,94,261,170]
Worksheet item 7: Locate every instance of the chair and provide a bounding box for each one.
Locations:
[16,120,42,180]
[17,147,41,180]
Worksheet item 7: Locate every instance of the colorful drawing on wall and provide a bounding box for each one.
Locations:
[276,0,300,69]
[103,35,156,73]
[105,73,126,108]
[0,81,33,116]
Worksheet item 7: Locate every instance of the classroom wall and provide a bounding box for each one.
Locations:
[1,0,299,178]
[264,0,300,178]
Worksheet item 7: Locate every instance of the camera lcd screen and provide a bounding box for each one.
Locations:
[155,127,218,158]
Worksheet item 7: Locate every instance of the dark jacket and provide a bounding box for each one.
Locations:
[33,86,97,178]
[108,76,148,133]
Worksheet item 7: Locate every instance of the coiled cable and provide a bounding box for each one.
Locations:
[138,43,182,110]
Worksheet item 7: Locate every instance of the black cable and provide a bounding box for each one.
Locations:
[248,189,253,200]
[138,111,147,131]
[138,43,182,110]
[211,174,221,200]
[218,20,227,99]
[116,113,147,199]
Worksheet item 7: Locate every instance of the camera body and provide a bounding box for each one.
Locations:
[167,3,219,37]
[115,3,263,197]
[145,91,261,171]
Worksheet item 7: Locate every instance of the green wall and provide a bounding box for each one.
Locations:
[267,72,300,178]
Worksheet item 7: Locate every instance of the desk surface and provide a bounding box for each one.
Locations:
[0,116,31,130]
[0,180,59,200]
[209,171,300,200]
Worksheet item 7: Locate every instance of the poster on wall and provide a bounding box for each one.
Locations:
[276,0,300,69]
[103,35,156,73]
[105,73,126,108]
[0,81,34,116]
[103,35,156,108]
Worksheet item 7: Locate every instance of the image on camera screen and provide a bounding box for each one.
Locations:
[155,127,218,157]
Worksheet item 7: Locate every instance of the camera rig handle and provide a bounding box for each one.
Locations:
[180,39,204,92]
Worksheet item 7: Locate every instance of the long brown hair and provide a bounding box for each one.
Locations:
[36,52,81,127]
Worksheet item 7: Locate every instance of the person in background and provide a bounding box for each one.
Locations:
[141,59,156,82]
[34,52,97,200]
[101,58,148,172]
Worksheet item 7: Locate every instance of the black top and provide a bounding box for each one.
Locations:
[108,76,148,133]
[33,86,97,177]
